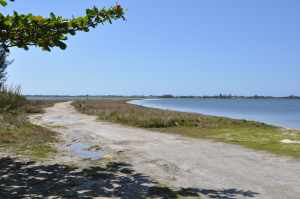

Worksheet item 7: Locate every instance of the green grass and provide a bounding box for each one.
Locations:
[0,113,58,159]
[0,85,56,114]
[0,86,27,112]
[0,88,58,159]
[73,100,300,158]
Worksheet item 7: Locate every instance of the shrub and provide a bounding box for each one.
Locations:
[0,85,27,113]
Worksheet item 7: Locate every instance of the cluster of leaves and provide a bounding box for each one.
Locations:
[0,0,14,7]
[0,0,125,51]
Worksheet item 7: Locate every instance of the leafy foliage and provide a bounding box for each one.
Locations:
[0,0,125,51]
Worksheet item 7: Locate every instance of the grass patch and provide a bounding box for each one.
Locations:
[0,88,58,159]
[0,86,56,114]
[0,113,57,159]
[73,100,300,158]
[44,124,67,129]
[24,100,57,114]
[0,86,27,112]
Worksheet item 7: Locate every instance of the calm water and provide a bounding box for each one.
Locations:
[129,98,300,129]
[70,143,103,160]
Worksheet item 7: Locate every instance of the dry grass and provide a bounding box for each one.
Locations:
[73,100,300,158]
[0,87,58,159]
[0,85,56,114]
[0,86,27,112]
[72,100,273,129]
[0,113,57,159]
[24,100,57,114]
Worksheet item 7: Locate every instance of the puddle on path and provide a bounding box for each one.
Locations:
[70,143,103,160]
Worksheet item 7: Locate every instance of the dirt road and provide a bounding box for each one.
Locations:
[31,101,300,199]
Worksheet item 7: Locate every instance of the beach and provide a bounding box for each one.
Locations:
[30,101,300,199]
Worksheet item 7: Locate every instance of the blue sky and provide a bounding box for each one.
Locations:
[4,0,300,96]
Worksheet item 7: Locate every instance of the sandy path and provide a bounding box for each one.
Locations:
[31,102,300,199]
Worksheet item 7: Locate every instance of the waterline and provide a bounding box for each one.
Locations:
[129,98,300,129]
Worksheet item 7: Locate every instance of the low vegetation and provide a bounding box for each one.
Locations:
[0,86,27,112]
[73,100,300,158]
[0,87,57,159]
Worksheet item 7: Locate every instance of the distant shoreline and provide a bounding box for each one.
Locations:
[129,98,300,130]
[25,95,300,100]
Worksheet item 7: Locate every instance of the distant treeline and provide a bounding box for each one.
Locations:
[26,94,300,100]
[157,94,300,99]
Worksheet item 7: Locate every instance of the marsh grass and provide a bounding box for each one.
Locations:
[24,100,57,114]
[0,87,58,159]
[0,85,26,113]
[73,100,300,158]
[0,85,55,114]
[0,113,57,159]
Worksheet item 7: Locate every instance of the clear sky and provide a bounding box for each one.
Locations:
[4,0,300,96]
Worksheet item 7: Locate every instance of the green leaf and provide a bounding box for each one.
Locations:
[57,41,67,50]
[0,0,7,6]
[49,12,55,18]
